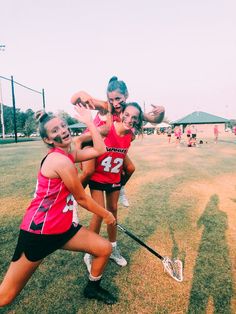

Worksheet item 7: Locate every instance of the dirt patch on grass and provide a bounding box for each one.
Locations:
[0,196,28,217]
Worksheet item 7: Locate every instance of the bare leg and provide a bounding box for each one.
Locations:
[106,191,119,242]
[88,189,105,234]
[0,255,42,307]
[62,226,111,277]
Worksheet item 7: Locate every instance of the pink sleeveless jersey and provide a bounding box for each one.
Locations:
[20,148,76,235]
[90,123,132,184]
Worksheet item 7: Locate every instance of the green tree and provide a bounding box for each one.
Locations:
[58,110,77,125]
[24,115,36,136]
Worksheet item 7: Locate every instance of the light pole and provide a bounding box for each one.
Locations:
[0,80,5,138]
[0,44,6,139]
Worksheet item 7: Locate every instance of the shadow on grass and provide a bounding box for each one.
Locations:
[188,194,233,314]
[169,223,186,268]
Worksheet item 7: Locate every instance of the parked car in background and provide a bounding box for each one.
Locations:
[30,132,40,137]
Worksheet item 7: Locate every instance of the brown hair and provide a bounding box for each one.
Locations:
[122,102,144,134]
[35,110,56,146]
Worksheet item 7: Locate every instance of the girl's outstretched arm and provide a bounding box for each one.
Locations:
[71,91,108,112]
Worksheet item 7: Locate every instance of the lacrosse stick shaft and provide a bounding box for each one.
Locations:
[117,224,163,260]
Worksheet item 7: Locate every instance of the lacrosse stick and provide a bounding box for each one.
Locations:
[117,224,183,282]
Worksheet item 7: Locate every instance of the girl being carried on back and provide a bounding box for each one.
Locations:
[71,76,165,208]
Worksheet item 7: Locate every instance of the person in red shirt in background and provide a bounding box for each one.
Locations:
[174,126,182,146]
[233,125,236,136]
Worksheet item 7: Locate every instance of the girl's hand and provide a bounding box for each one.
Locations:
[149,104,165,116]
[103,211,116,225]
[74,104,93,125]
[71,91,95,109]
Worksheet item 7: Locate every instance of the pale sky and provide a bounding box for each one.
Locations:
[1,0,236,121]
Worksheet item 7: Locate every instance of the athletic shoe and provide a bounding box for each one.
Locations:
[110,245,127,267]
[119,187,129,207]
[84,253,92,273]
[84,280,117,305]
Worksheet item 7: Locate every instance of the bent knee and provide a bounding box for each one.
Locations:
[101,240,112,257]
[108,206,117,216]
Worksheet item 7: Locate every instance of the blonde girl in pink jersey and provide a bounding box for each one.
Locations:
[0,104,118,306]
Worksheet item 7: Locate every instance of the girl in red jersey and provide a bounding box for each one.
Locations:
[71,77,165,209]
[0,104,118,307]
[83,102,143,271]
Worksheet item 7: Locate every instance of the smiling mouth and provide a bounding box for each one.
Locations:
[62,134,70,140]
[124,122,133,129]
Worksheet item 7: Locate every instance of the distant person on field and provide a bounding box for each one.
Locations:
[190,125,197,146]
[233,125,236,136]
[213,125,219,144]
[174,126,182,145]
[185,125,192,146]
[167,126,172,143]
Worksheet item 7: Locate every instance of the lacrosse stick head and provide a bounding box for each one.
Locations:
[162,257,183,282]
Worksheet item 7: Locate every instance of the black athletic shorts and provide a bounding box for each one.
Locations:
[12,224,82,262]
[89,180,122,193]
[191,134,196,139]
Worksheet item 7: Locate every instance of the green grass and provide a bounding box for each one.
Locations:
[0,138,39,145]
[0,136,236,313]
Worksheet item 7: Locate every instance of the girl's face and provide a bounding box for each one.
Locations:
[44,117,72,147]
[121,106,140,130]
[107,90,127,114]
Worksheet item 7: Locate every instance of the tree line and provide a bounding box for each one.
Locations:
[0,105,78,137]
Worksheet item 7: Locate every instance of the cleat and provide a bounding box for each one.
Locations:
[84,280,117,304]
[110,245,127,267]
[84,253,92,273]
[119,187,129,207]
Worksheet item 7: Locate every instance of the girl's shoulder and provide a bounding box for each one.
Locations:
[45,149,75,166]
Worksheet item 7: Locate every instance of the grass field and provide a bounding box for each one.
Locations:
[0,134,236,314]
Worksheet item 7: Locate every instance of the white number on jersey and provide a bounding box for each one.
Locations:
[101,156,123,173]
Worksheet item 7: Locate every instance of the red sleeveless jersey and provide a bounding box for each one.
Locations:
[20,148,76,235]
[90,123,132,184]
[83,112,121,134]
